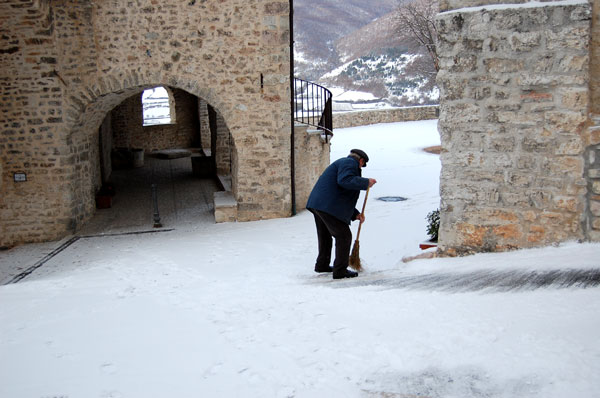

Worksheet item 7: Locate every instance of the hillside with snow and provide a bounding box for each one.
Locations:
[294,0,439,107]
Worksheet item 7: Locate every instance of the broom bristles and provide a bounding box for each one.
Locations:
[349,239,363,272]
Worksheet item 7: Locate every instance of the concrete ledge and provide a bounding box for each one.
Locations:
[307,128,331,143]
[214,191,237,223]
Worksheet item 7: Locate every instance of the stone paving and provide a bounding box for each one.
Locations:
[79,156,219,236]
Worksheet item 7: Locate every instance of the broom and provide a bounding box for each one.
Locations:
[349,186,370,272]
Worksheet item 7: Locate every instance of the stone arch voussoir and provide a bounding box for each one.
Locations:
[66,70,232,138]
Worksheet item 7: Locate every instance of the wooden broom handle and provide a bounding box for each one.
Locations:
[355,186,370,240]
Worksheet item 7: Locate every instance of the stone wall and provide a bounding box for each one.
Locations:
[99,114,112,183]
[111,88,200,152]
[332,105,439,129]
[294,125,331,210]
[436,0,593,254]
[214,111,233,176]
[585,113,600,241]
[199,99,211,152]
[0,0,297,247]
[0,0,69,246]
[592,0,600,114]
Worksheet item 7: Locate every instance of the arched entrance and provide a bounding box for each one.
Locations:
[68,83,236,236]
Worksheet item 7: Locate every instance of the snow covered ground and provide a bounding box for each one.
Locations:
[1,120,599,398]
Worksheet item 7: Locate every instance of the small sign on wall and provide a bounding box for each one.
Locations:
[13,172,27,182]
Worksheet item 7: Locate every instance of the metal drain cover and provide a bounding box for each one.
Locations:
[377,196,408,202]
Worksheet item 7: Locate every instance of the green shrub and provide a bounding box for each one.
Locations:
[426,209,440,242]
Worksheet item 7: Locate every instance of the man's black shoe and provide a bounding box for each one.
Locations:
[333,269,358,279]
[314,265,334,273]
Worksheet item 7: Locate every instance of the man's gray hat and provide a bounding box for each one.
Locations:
[350,149,369,166]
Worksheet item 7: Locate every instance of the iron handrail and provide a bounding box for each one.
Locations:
[293,77,333,141]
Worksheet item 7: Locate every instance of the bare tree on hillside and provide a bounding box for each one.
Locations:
[395,0,439,73]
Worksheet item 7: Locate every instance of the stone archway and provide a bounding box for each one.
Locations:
[63,76,238,234]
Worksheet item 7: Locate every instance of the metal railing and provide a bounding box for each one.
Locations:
[293,77,333,141]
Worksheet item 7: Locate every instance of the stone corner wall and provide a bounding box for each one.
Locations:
[436,0,593,254]
[294,125,331,211]
[591,0,600,114]
[585,116,600,240]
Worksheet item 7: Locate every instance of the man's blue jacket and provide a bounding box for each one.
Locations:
[306,156,370,225]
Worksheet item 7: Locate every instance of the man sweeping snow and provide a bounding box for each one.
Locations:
[306,149,377,279]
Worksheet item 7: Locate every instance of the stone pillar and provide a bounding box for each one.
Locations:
[198,99,211,152]
[293,124,331,210]
[436,0,592,254]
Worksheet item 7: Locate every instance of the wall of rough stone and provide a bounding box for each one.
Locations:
[294,125,331,210]
[591,0,600,114]
[435,0,593,254]
[332,105,439,129]
[0,0,69,247]
[111,88,200,152]
[587,0,600,241]
[586,116,600,240]
[99,113,112,184]
[199,99,211,152]
[0,0,296,247]
[214,112,233,176]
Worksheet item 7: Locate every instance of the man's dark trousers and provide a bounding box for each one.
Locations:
[311,209,352,273]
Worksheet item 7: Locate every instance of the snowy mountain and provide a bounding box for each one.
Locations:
[294,0,439,107]
[293,0,401,78]
[320,48,439,107]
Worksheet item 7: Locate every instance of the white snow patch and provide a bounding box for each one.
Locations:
[441,0,588,15]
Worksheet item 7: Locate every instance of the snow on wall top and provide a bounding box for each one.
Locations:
[439,0,589,14]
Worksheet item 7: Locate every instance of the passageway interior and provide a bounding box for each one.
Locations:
[79,85,230,235]
[79,156,220,236]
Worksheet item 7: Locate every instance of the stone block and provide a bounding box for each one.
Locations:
[520,91,553,103]
[588,200,600,216]
[509,32,541,52]
[555,138,583,156]
[527,225,546,243]
[214,191,238,223]
[591,127,600,145]
[546,156,583,175]
[560,88,588,110]
[492,224,522,241]
[588,169,600,179]
[553,196,578,212]
[545,111,587,133]
[483,58,524,74]
[264,2,289,15]
[448,54,478,73]
[547,26,590,51]
[556,54,589,73]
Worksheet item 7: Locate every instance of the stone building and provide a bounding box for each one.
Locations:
[0,0,329,248]
[436,0,600,253]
